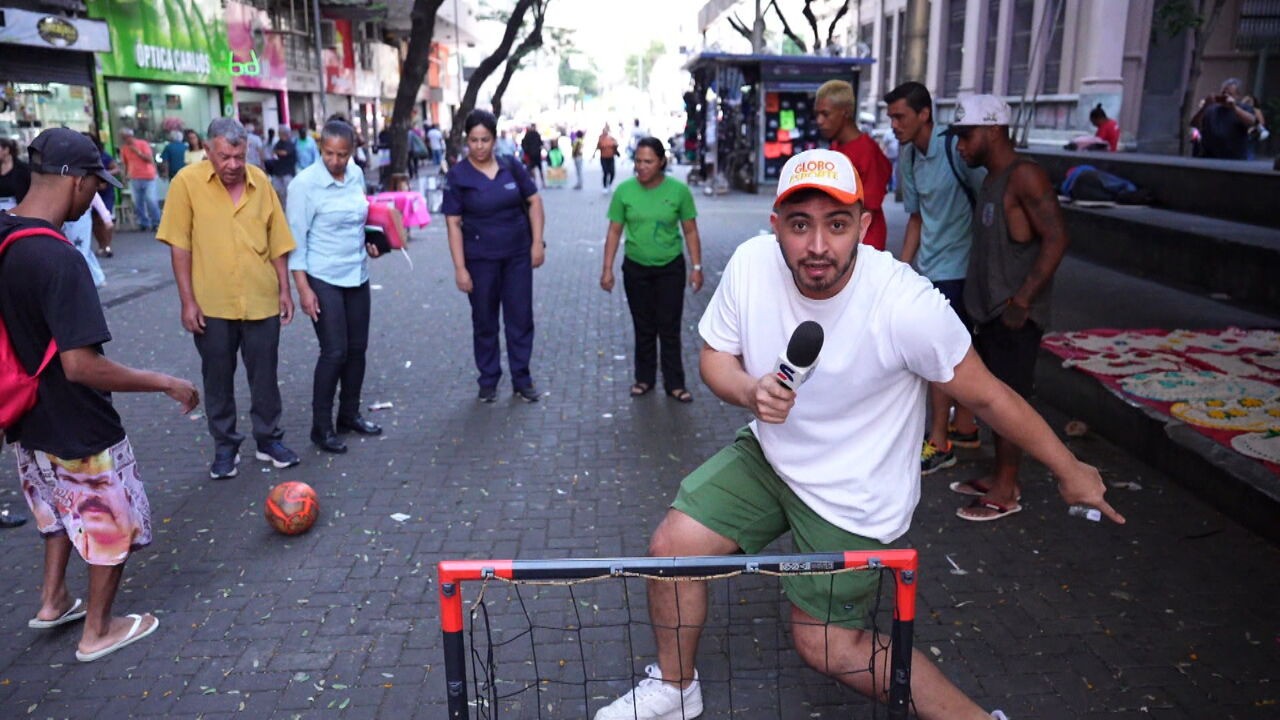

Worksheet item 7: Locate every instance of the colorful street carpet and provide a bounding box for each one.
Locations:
[1041,328,1280,475]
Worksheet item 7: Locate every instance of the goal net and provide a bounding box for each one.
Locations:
[438,550,918,719]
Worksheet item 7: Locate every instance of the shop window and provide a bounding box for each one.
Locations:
[880,12,896,94]
[107,81,218,145]
[942,0,965,97]
[1041,1,1065,95]
[981,0,1000,93]
[1005,0,1035,95]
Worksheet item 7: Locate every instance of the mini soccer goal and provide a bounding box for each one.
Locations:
[438,550,919,719]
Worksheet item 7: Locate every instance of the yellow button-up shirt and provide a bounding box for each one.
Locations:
[157,161,295,321]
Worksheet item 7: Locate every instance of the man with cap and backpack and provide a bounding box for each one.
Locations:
[885,82,987,478]
[0,128,200,662]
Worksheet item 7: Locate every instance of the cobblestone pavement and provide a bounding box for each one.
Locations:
[0,166,1277,719]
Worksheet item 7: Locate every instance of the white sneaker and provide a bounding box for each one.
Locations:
[601,187,610,194]
[991,711,1010,720]
[594,663,703,720]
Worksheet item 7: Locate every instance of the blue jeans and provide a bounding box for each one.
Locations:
[130,178,160,229]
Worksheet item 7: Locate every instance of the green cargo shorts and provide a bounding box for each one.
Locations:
[672,427,888,629]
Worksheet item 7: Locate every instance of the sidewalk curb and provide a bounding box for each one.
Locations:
[1036,347,1280,544]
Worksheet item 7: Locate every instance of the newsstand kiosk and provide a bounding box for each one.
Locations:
[685,53,873,193]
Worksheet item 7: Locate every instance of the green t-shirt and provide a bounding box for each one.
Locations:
[607,176,697,267]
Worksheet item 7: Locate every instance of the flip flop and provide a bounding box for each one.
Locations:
[948,480,1022,502]
[75,614,159,662]
[667,388,693,404]
[956,499,1023,522]
[28,598,87,629]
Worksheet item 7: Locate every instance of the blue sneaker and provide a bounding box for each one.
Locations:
[210,449,240,480]
[255,441,300,469]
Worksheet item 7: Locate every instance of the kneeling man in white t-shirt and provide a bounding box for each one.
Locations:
[594,150,1124,720]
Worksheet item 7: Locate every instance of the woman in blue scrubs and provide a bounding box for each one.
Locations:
[443,110,546,403]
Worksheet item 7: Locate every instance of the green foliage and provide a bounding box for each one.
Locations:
[558,56,599,96]
[1152,0,1204,42]
[625,41,666,88]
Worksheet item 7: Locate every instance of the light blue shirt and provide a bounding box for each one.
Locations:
[901,125,987,282]
[286,161,369,287]
[296,135,318,169]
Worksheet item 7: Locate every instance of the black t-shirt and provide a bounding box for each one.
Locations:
[272,139,298,176]
[521,130,543,162]
[1200,102,1252,160]
[0,161,32,203]
[0,213,125,458]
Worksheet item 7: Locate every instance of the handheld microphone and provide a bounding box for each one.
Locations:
[773,321,824,391]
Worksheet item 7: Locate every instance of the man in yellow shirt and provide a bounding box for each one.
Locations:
[157,118,299,479]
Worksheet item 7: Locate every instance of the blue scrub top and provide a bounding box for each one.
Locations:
[442,156,538,260]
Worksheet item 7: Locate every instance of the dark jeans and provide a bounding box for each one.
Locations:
[308,277,371,427]
[974,318,1043,397]
[932,278,971,330]
[194,316,284,451]
[466,252,534,391]
[623,255,686,392]
[601,157,616,187]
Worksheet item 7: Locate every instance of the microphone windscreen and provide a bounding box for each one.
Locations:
[786,321,824,367]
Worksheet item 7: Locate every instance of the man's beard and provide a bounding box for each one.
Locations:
[787,242,858,295]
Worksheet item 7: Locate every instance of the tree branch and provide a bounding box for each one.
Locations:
[727,12,752,41]
[769,0,807,53]
[448,0,538,157]
[826,0,851,48]
[492,1,550,117]
[801,0,821,53]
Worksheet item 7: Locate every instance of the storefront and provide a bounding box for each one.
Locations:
[87,0,233,149]
[321,16,357,128]
[0,8,112,151]
[227,0,287,134]
[686,53,873,193]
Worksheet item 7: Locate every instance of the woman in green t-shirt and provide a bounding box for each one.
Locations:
[600,137,703,402]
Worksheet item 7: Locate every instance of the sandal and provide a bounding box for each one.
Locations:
[948,479,1022,502]
[667,388,693,404]
[956,499,1023,522]
[630,382,653,397]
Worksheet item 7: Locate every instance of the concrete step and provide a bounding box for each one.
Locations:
[1035,346,1280,545]
[1061,204,1280,310]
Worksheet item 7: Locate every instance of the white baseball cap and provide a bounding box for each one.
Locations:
[951,94,1011,127]
[775,149,863,207]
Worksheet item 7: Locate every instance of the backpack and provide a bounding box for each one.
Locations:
[906,126,975,208]
[0,226,67,431]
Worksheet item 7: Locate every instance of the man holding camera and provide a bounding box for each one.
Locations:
[1191,78,1258,160]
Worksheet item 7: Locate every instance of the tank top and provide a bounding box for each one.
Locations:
[963,158,1051,328]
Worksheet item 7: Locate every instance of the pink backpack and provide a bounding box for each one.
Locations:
[0,226,67,431]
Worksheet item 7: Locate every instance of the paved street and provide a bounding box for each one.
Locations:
[1,165,1278,719]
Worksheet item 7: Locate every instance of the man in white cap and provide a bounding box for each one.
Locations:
[594,149,1120,720]
[949,95,1071,523]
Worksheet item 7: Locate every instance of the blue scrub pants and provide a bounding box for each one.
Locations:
[466,251,534,391]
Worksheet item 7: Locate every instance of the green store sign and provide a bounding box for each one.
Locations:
[88,0,232,86]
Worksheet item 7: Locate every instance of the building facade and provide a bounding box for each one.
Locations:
[853,0,1278,153]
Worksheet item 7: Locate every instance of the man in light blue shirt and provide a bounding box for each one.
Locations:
[295,125,319,170]
[286,120,383,454]
[886,82,987,476]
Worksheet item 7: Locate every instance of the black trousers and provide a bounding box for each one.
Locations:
[622,255,686,392]
[194,316,284,452]
[308,276,372,427]
[601,157,616,187]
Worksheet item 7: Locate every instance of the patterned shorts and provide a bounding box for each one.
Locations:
[15,437,152,566]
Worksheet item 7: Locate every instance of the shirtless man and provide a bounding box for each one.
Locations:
[950,95,1071,522]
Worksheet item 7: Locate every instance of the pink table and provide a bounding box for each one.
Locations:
[369,191,431,229]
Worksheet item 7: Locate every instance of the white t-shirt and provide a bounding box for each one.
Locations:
[698,235,972,543]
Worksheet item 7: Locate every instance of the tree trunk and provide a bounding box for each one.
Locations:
[1180,0,1228,156]
[492,3,548,118]
[447,0,537,159]
[390,0,445,177]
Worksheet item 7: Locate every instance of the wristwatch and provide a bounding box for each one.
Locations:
[692,264,702,271]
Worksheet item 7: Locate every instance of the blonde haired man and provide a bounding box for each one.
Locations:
[813,79,892,250]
